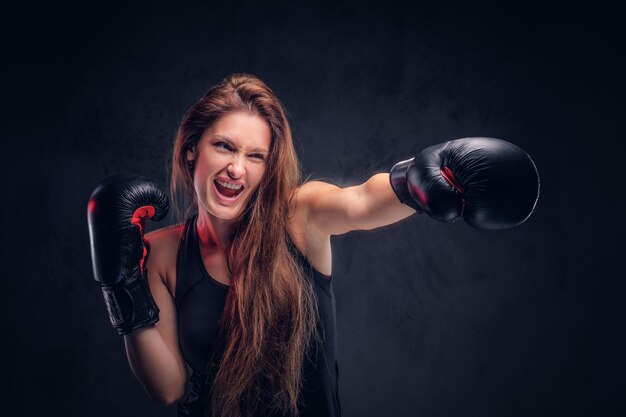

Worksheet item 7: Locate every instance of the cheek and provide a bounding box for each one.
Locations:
[251,165,267,188]
[194,153,221,179]
[192,169,207,202]
[191,158,214,198]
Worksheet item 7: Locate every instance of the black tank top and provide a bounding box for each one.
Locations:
[175,215,341,417]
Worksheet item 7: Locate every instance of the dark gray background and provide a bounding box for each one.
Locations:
[3,1,624,416]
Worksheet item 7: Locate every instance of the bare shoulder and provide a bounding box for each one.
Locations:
[289,180,336,227]
[144,223,185,293]
[292,180,340,205]
[290,180,340,221]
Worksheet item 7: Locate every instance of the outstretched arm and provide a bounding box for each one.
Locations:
[295,137,539,236]
[295,173,415,236]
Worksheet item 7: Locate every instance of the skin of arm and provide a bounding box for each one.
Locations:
[123,231,188,406]
[298,173,415,236]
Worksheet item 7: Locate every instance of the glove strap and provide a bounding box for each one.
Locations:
[390,158,424,213]
[101,270,160,335]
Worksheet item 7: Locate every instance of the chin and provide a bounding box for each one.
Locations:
[205,205,243,221]
[204,196,250,221]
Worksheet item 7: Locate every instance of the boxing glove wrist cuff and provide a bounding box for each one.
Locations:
[390,158,424,213]
[101,272,160,335]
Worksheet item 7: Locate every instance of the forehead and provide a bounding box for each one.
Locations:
[203,111,271,150]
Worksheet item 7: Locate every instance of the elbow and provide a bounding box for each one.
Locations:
[162,393,184,407]
[146,381,186,406]
[150,389,185,407]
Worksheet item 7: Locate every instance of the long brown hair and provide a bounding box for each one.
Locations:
[171,74,319,417]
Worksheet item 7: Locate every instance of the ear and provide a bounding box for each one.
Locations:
[186,146,196,162]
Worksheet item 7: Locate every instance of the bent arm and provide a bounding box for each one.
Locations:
[301,173,415,236]
[123,247,187,406]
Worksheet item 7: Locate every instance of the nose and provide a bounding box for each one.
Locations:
[227,154,245,179]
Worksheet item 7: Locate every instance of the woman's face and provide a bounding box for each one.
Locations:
[188,111,271,221]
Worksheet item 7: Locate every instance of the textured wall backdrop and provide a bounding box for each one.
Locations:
[3,1,624,416]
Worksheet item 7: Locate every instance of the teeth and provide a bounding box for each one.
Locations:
[216,179,243,190]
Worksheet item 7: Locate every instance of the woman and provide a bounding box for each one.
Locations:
[87,74,539,417]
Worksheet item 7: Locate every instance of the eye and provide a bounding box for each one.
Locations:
[250,153,265,161]
[214,141,233,151]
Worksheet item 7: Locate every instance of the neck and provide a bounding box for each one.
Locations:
[196,209,236,254]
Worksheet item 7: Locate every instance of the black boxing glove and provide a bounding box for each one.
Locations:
[87,175,169,334]
[390,137,539,230]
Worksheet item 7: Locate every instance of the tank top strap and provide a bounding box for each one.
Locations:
[175,215,204,307]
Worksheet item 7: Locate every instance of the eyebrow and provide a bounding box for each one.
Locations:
[213,135,269,153]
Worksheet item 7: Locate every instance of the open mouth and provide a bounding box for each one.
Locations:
[214,179,244,198]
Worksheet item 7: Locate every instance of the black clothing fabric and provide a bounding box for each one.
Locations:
[175,215,341,417]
